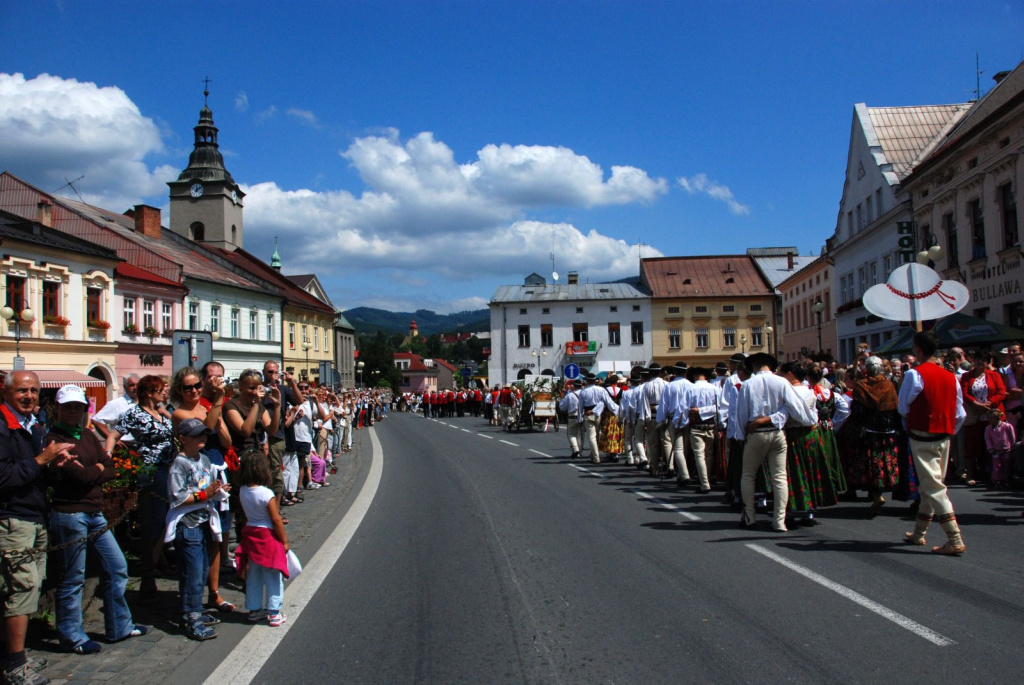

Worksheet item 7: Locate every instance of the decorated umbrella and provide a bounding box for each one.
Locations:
[863,263,969,328]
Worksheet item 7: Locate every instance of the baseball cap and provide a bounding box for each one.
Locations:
[177,418,213,437]
[56,384,88,405]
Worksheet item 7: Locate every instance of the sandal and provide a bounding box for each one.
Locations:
[206,598,236,612]
[903,532,927,546]
[281,516,289,525]
[931,542,966,555]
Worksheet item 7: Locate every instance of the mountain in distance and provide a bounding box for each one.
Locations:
[343,307,489,336]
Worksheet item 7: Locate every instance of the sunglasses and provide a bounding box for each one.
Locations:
[183,382,203,392]
[298,385,310,390]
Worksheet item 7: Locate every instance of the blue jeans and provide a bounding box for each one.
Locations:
[175,522,210,618]
[244,561,283,613]
[49,511,134,646]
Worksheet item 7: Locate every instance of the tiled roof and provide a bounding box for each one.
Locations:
[863,104,972,181]
[641,255,773,299]
[0,210,119,262]
[434,359,457,372]
[115,262,187,289]
[206,247,333,314]
[745,246,798,258]
[490,281,648,304]
[393,352,438,373]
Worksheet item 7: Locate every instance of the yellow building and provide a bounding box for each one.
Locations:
[640,255,776,367]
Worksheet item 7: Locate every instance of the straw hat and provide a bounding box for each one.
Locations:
[863,263,968,322]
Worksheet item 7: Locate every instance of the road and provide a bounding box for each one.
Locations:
[223,412,1024,684]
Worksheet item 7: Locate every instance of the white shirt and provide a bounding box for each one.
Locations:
[832,392,851,432]
[291,399,317,444]
[897,366,967,434]
[788,385,820,427]
[639,377,668,421]
[558,390,581,417]
[734,370,816,440]
[577,384,619,419]
[658,377,692,425]
[619,386,636,423]
[92,394,137,442]
[240,485,275,529]
[720,374,744,439]
[676,379,721,429]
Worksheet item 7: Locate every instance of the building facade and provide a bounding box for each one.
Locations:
[900,64,1024,331]
[641,256,775,366]
[777,256,837,361]
[488,274,651,387]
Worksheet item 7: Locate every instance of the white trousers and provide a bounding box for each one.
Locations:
[741,429,788,530]
[283,451,300,493]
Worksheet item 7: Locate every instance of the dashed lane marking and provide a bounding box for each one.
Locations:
[499,439,519,447]
[569,464,605,478]
[746,544,956,647]
[529,449,552,458]
[632,489,701,521]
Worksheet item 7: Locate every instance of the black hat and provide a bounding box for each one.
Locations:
[647,362,662,373]
[745,352,778,372]
[629,375,642,384]
[675,362,688,371]
[715,361,728,370]
[729,353,747,364]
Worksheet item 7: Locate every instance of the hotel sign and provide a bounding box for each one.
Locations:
[896,221,915,264]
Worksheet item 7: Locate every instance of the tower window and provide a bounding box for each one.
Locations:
[231,225,237,243]
[191,222,205,241]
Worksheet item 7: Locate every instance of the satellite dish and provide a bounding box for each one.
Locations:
[552,271,559,281]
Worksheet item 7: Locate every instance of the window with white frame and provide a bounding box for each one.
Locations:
[608,322,621,346]
[518,325,530,347]
[162,303,172,333]
[695,305,708,313]
[230,308,239,338]
[188,301,199,330]
[123,299,136,330]
[142,300,155,330]
[669,329,681,349]
[323,328,329,354]
[750,304,762,312]
[250,310,258,339]
[630,322,643,345]
[302,325,308,343]
[314,326,319,351]
[751,326,763,347]
[267,312,275,341]
[210,305,220,333]
[722,305,735,313]
[696,327,709,348]
[289,323,295,348]
[723,326,736,347]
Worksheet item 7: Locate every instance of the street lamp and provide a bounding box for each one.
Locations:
[764,325,774,355]
[301,340,313,382]
[740,334,747,354]
[531,347,547,372]
[812,298,825,355]
[357,360,365,388]
[1,301,35,367]
[203,324,220,341]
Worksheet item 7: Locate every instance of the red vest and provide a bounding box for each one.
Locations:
[906,362,958,435]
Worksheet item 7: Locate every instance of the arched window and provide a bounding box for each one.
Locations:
[231,225,237,243]
[191,222,205,241]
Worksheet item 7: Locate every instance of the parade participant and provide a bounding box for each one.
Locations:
[780,363,834,526]
[558,380,583,459]
[720,362,750,507]
[660,365,692,485]
[808,364,847,498]
[597,375,624,460]
[620,377,639,465]
[497,385,515,428]
[577,374,619,464]
[898,330,967,555]
[678,367,720,494]
[640,365,669,476]
[1,372,76,684]
[630,374,650,469]
[735,353,816,532]
[47,385,148,654]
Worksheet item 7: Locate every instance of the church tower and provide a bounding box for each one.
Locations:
[168,82,245,251]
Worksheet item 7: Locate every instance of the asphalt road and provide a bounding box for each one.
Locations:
[247,412,1024,684]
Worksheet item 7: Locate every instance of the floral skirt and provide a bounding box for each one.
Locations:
[785,426,838,513]
[598,412,624,455]
[817,424,847,495]
[847,431,900,492]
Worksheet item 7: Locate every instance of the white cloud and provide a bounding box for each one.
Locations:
[0,72,175,209]
[678,173,750,215]
[286,108,319,128]
[255,105,277,124]
[235,91,249,112]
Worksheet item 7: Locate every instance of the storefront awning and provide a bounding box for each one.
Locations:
[0,369,107,389]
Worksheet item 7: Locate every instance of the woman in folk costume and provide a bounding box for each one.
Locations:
[842,357,909,516]
[808,364,847,497]
[598,375,625,458]
[780,362,837,525]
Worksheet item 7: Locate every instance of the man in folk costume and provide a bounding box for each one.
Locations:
[577,374,619,464]
[735,352,817,532]
[641,364,670,476]
[619,377,639,465]
[497,384,515,428]
[898,331,968,554]
[661,365,693,486]
[558,380,584,459]
[679,366,722,494]
[719,358,750,507]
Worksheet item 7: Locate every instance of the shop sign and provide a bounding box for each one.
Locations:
[512,363,536,369]
[968,258,1022,302]
[139,354,165,367]
[565,341,598,356]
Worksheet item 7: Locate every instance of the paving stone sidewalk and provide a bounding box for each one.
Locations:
[27,435,367,685]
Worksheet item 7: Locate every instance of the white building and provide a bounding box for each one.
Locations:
[825,103,971,362]
[488,272,652,387]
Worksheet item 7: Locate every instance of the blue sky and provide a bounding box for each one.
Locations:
[2,1,1022,314]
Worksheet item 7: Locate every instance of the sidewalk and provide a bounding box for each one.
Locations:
[28,436,366,685]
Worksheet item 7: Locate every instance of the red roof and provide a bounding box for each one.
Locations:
[393,352,438,373]
[207,246,335,314]
[433,359,457,372]
[641,255,773,299]
[116,262,187,289]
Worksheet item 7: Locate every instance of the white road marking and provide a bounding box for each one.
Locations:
[205,429,385,684]
[500,439,519,446]
[570,464,605,478]
[461,429,471,433]
[632,490,701,521]
[746,544,956,647]
[479,434,493,439]
[529,449,552,458]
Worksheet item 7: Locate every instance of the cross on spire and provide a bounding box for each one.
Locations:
[203,76,212,105]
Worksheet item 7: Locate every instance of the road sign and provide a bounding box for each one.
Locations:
[564,363,580,380]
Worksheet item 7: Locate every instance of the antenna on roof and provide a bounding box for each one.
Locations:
[53,175,85,203]
[973,53,982,100]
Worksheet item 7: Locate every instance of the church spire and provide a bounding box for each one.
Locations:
[176,80,235,184]
[271,236,282,270]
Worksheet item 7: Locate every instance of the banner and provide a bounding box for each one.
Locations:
[565,341,598,356]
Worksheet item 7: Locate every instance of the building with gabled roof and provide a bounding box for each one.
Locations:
[393,351,438,394]
[825,101,972,362]
[640,255,775,366]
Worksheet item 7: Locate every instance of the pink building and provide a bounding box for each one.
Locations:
[778,256,837,361]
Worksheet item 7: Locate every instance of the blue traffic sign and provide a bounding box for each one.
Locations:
[564,363,580,380]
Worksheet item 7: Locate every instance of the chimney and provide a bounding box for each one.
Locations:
[132,205,162,240]
[37,200,52,227]
[568,271,579,285]
[787,252,795,270]
[993,70,1011,85]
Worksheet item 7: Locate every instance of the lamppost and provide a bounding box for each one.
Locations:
[357,361,365,388]
[203,325,220,341]
[812,298,825,356]
[764,325,774,356]
[1,301,35,368]
[916,236,944,267]
[301,340,313,382]
[740,334,747,354]
[531,348,547,373]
